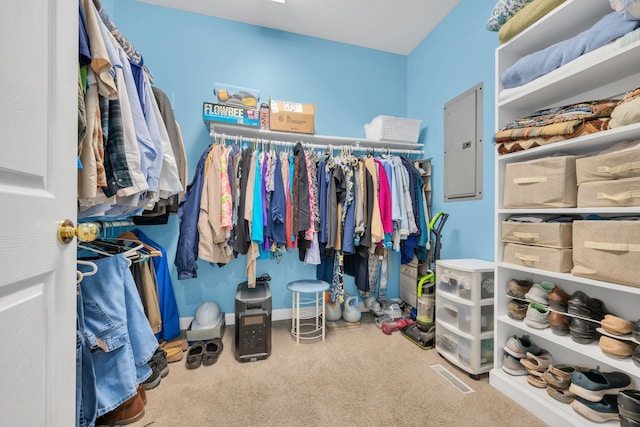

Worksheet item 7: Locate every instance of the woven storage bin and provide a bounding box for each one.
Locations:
[577,176,640,207]
[503,155,579,208]
[576,140,640,185]
[572,220,640,288]
[503,243,573,273]
[364,115,421,143]
[501,222,572,248]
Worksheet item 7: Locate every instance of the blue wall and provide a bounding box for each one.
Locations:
[104,0,409,318]
[407,0,499,262]
[103,0,499,320]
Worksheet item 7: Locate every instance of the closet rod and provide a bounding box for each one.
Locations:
[210,132,424,156]
[69,219,136,242]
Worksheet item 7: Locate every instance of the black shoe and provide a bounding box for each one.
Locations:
[634,319,640,342]
[569,317,598,344]
[567,291,607,321]
[142,359,161,390]
[152,348,169,378]
[186,341,205,369]
[202,338,224,366]
[619,390,640,422]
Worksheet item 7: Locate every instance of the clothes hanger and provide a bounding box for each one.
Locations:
[117,231,162,257]
[77,259,98,276]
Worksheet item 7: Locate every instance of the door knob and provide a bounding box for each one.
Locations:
[57,219,100,244]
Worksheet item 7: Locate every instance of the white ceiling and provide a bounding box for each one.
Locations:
[136,0,460,55]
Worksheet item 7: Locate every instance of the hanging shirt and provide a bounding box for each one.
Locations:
[271,155,287,246]
[175,145,212,279]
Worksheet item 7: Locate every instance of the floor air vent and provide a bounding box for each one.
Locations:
[430,364,475,394]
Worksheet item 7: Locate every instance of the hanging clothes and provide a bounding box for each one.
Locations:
[78,254,157,419]
[133,229,181,341]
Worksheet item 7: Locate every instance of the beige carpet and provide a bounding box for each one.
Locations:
[131,316,546,427]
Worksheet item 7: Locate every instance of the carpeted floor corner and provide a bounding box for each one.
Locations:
[131,316,546,427]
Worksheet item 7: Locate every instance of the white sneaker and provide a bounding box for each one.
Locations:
[524,281,555,304]
[524,303,550,329]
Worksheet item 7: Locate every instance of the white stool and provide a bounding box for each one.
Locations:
[286,280,330,344]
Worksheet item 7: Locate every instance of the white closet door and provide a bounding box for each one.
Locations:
[0,1,77,425]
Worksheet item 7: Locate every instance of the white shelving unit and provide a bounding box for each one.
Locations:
[435,259,495,379]
[491,1,640,426]
[205,121,424,154]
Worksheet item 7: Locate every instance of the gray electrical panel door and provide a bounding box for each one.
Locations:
[443,83,483,201]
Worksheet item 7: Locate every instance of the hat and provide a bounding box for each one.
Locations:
[192,301,223,330]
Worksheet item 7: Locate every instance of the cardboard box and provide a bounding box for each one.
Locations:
[203,102,259,127]
[503,155,579,208]
[185,313,225,342]
[269,98,315,134]
[503,243,573,273]
[501,221,573,248]
[572,220,640,288]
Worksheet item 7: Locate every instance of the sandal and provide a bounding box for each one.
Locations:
[186,341,205,369]
[202,338,224,366]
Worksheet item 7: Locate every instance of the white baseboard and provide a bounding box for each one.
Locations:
[179,308,291,330]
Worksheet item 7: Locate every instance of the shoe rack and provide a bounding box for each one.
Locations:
[491,1,640,426]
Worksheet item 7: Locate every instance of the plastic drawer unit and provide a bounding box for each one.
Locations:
[435,259,494,378]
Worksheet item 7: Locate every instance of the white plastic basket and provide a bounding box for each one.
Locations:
[364,115,422,143]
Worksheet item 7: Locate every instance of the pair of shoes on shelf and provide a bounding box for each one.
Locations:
[501,353,527,376]
[547,386,575,404]
[549,311,570,336]
[520,351,552,374]
[524,281,555,305]
[570,367,633,402]
[548,285,569,312]
[567,290,608,321]
[571,395,620,423]
[569,368,633,423]
[634,319,640,342]
[143,348,169,390]
[186,338,224,369]
[504,334,541,358]
[599,335,636,358]
[95,389,145,426]
[601,314,635,336]
[506,278,533,299]
[569,317,598,344]
[544,364,578,391]
[524,303,550,329]
[619,390,640,426]
[507,299,528,320]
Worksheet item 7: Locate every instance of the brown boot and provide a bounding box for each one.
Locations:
[95,390,145,426]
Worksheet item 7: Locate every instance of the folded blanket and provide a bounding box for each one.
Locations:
[496,118,610,154]
[501,100,618,130]
[495,119,584,142]
[499,0,566,43]
[501,11,640,89]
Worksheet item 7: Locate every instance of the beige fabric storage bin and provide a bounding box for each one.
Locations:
[577,177,640,208]
[572,220,640,288]
[576,140,640,185]
[503,243,573,273]
[503,156,579,208]
[501,221,572,248]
